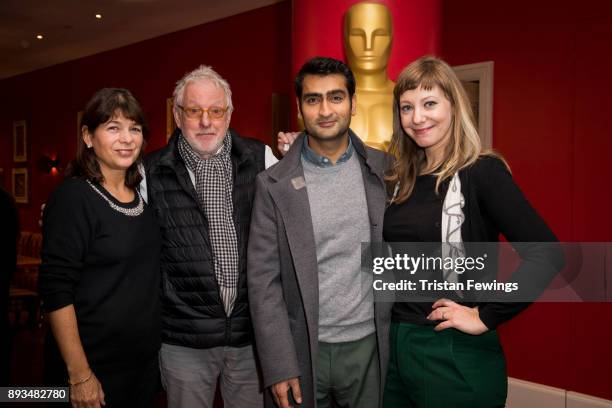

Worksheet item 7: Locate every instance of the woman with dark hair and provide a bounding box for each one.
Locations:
[382,56,563,407]
[39,88,161,407]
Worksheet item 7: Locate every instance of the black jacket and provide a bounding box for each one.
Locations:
[145,129,266,348]
[457,156,564,328]
[385,156,564,329]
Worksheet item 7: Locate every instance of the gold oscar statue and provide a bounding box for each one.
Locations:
[344,2,394,151]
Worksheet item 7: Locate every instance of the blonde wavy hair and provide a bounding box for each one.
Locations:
[386,55,505,203]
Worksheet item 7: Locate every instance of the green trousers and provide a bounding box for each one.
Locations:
[317,332,380,408]
[383,323,507,408]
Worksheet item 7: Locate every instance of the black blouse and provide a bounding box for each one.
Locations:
[384,174,447,325]
[383,157,563,329]
[39,178,162,368]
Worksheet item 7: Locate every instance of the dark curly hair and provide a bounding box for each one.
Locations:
[294,56,356,101]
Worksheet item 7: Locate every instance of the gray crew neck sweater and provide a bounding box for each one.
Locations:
[302,152,375,343]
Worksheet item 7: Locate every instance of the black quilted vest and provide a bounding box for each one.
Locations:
[145,129,266,348]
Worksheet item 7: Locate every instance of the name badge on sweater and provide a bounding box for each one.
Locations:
[291,176,306,190]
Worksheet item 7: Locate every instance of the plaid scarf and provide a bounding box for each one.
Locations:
[178,132,239,315]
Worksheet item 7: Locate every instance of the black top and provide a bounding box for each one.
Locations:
[385,174,443,243]
[384,174,445,325]
[383,156,563,329]
[39,178,161,368]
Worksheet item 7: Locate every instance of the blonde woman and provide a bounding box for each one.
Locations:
[382,56,562,407]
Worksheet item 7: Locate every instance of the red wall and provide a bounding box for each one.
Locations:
[442,0,612,400]
[1,0,611,401]
[0,2,291,231]
[290,0,442,126]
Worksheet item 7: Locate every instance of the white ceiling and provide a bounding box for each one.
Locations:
[0,0,282,79]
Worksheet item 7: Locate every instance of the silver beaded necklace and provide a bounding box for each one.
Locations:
[86,180,144,217]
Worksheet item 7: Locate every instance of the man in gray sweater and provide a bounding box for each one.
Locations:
[247,57,391,408]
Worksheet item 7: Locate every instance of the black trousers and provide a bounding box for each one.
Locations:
[44,335,160,407]
[94,356,159,407]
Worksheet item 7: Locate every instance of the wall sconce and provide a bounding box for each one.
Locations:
[37,155,61,174]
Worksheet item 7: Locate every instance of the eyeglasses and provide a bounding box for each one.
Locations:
[177,105,229,120]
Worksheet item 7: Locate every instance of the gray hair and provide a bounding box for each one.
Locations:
[173,65,233,112]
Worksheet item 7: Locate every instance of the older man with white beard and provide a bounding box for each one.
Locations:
[144,66,276,408]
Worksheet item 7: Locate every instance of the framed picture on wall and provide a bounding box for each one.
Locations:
[12,168,28,204]
[166,97,177,140]
[13,120,27,162]
[453,61,494,149]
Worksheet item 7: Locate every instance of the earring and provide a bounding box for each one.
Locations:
[87,144,92,148]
